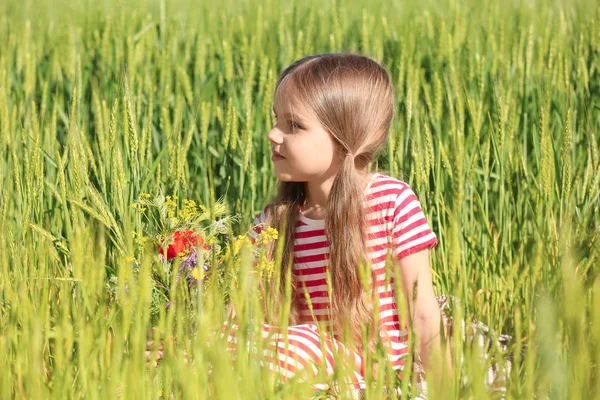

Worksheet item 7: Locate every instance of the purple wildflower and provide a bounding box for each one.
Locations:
[185,264,209,288]
[180,248,198,272]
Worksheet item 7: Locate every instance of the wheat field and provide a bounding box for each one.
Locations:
[0,0,599,398]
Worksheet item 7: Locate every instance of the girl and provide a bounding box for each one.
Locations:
[147,53,453,397]
[235,53,451,395]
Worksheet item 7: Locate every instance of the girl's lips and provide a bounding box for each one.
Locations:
[271,154,285,162]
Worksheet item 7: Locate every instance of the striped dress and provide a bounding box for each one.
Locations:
[225,172,438,392]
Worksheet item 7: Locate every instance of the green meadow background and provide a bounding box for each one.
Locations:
[1,0,599,398]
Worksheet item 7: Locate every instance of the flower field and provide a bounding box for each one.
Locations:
[0,0,599,398]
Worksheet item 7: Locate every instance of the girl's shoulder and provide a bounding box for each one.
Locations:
[367,172,414,201]
[370,172,410,189]
[367,172,431,219]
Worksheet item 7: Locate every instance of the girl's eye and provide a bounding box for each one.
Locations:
[273,116,301,132]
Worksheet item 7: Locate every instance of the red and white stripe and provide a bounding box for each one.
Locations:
[228,173,437,390]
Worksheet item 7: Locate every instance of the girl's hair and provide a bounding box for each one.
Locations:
[262,53,395,352]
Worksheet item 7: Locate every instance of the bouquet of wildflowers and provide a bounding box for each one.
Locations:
[128,192,236,315]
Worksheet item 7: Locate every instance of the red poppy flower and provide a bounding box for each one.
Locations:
[157,230,209,260]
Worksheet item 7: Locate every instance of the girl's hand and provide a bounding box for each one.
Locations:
[145,327,189,367]
[145,335,164,368]
[144,326,165,367]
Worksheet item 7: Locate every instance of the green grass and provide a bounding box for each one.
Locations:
[0,0,599,398]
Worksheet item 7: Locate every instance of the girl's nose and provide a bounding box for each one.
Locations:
[267,127,283,145]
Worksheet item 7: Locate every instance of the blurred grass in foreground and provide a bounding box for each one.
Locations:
[0,0,599,397]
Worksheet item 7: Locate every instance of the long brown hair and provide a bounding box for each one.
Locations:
[261,53,395,353]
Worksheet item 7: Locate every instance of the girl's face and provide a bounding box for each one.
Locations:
[267,100,342,182]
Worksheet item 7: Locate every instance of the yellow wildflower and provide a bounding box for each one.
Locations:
[258,253,275,277]
[258,226,278,245]
[177,199,202,221]
[130,203,137,209]
[134,235,148,245]
[191,267,205,281]
[125,255,137,263]
[165,195,178,219]
[233,235,252,255]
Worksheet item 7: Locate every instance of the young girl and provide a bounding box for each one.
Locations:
[233,53,451,395]
[147,53,453,396]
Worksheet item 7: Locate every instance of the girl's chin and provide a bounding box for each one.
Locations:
[273,172,298,182]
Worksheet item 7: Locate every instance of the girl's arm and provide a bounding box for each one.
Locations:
[387,183,450,382]
[396,249,452,381]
